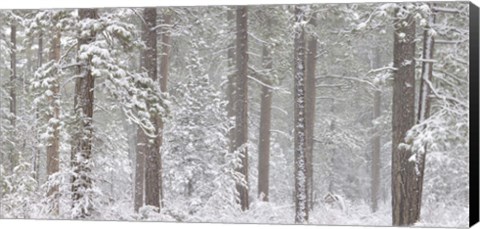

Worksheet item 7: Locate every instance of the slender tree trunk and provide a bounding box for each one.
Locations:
[9,23,18,173]
[46,31,61,216]
[71,9,98,219]
[235,6,249,211]
[293,5,308,224]
[391,8,416,226]
[305,12,317,210]
[257,45,273,201]
[412,5,436,223]
[370,49,382,213]
[142,7,161,209]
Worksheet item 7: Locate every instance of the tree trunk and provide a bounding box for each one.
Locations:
[257,45,273,202]
[155,9,172,208]
[412,5,436,223]
[235,6,249,211]
[9,23,18,173]
[391,9,417,226]
[71,9,98,219]
[142,7,161,210]
[305,12,317,210]
[293,5,308,224]
[46,31,61,216]
[370,49,382,213]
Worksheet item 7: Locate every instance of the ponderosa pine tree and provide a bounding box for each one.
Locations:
[293,4,308,224]
[45,29,61,216]
[142,7,161,210]
[71,8,98,219]
[391,6,417,226]
[304,11,317,210]
[257,46,273,202]
[234,6,249,212]
[412,4,436,223]
[9,22,18,173]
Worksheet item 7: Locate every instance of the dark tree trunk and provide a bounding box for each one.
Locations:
[71,8,98,219]
[305,12,317,210]
[234,6,249,211]
[293,5,308,224]
[142,7,161,209]
[46,31,61,215]
[412,5,436,223]
[257,44,273,202]
[9,23,18,172]
[391,8,417,226]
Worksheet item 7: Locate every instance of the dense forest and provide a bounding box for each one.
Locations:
[0,2,470,227]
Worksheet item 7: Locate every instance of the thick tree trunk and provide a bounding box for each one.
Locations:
[391,9,417,226]
[305,12,317,210]
[9,23,18,172]
[412,6,436,223]
[234,6,249,211]
[257,45,273,202]
[142,7,161,209]
[71,9,98,219]
[293,5,308,224]
[46,31,61,215]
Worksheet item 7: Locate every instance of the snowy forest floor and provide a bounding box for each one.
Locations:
[93,199,468,227]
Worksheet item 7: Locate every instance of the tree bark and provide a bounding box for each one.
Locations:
[71,8,98,219]
[391,9,417,226]
[9,23,18,173]
[305,12,317,210]
[257,44,273,202]
[142,7,161,210]
[293,5,308,224]
[46,31,61,216]
[234,6,249,211]
[412,5,436,223]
